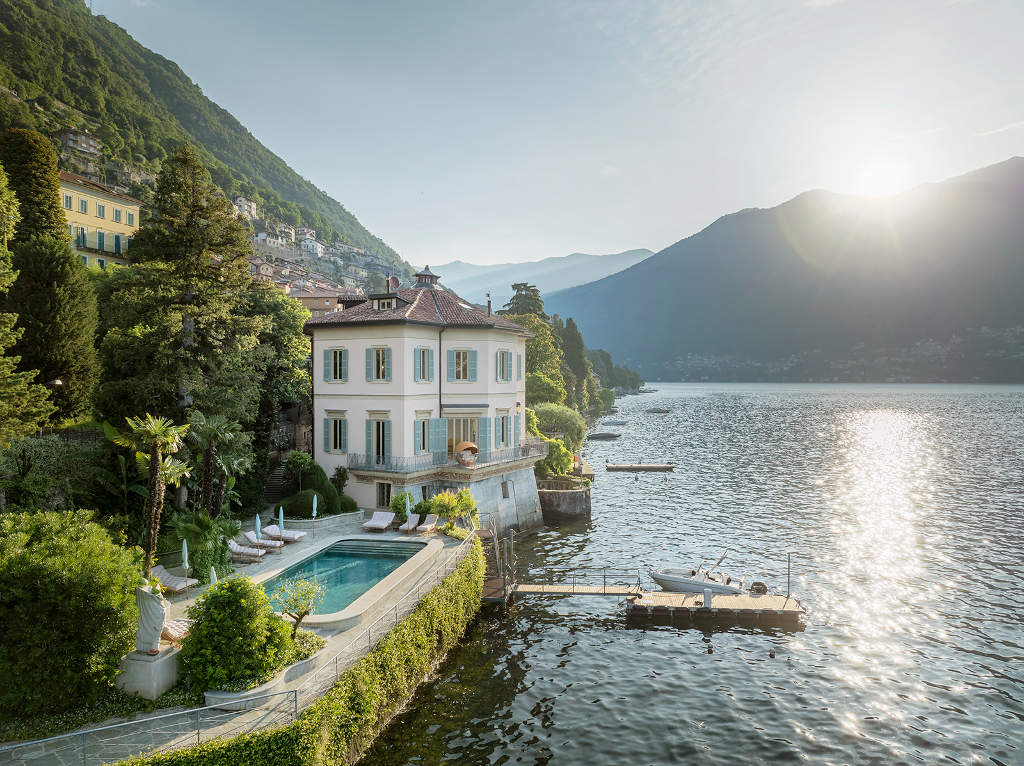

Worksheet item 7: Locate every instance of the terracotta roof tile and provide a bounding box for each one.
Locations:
[304,287,528,334]
[58,170,143,205]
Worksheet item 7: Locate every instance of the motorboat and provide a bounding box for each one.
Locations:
[650,551,748,595]
[646,407,671,414]
[604,420,628,425]
[589,432,621,441]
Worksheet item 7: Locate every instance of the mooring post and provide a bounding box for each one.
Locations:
[787,552,791,598]
[603,568,607,593]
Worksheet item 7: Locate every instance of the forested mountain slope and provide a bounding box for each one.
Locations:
[546,158,1024,377]
[0,0,405,267]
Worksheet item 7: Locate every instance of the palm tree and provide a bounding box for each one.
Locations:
[187,411,242,516]
[114,415,190,578]
[212,451,252,518]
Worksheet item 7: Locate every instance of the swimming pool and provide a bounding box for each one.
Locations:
[264,539,426,614]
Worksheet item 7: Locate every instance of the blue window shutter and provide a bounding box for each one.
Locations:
[428,348,435,381]
[447,349,455,381]
[340,419,348,452]
[478,417,490,458]
[495,351,500,382]
[323,349,331,382]
[514,414,521,447]
[428,418,436,452]
[495,416,501,448]
[440,417,447,450]
[323,418,331,453]
[414,420,421,455]
[385,347,392,381]
[384,420,392,460]
[414,349,421,382]
[518,354,522,381]
[366,419,372,456]
[469,350,477,382]
[341,349,348,382]
[365,347,373,382]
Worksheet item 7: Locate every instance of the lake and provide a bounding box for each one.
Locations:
[359,383,1024,766]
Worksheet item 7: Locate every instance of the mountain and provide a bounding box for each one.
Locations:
[431,249,654,306]
[546,158,1024,379]
[0,0,406,269]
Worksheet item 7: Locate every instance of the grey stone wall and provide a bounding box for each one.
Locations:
[538,486,592,525]
[467,466,544,534]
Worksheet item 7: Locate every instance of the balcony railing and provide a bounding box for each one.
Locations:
[346,437,548,474]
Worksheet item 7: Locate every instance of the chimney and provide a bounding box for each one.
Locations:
[487,292,491,316]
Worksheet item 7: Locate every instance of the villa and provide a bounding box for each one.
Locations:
[304,266,547,532]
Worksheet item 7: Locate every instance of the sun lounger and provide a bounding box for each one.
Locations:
[263,524,307,543]
[398,513,420,533]
[244,530,284,553]
[161,617,190,644]
[227,539,264,563]
[151,565,199,594]
[362,511,395,532]
[416,514,439,533]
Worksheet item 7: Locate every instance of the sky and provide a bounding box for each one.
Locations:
[97,0,1024,266]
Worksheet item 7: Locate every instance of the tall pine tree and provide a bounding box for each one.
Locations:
[0,129,68,244]
[5,236,99,423]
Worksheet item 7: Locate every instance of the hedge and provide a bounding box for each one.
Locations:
[117,538,485,766]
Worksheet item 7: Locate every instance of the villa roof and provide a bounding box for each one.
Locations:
[58,170,143,205]
[304,287,528,334]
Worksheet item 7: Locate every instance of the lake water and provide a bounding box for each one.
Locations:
[359,384,1024,766]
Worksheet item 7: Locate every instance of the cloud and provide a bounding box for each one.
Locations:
[600,166,619,178]
[975,120,1024,137]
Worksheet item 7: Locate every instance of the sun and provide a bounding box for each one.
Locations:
[856,162,912,197]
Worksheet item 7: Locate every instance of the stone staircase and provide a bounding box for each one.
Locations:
[263,464,290,506]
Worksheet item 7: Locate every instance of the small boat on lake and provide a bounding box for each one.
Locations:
[651,551,758,595]
[589,432,622,441]
[646,407,671,414]
[605,461,674,472]
[604,420,628,426]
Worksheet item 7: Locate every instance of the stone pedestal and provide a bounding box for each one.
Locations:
[116,648,181,700]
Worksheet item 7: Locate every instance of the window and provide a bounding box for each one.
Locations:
[114,234,122,255]
[501,481,510,499]
[415,419,428,454]
[63,194,73,210]
[414,347,432,382]
[376,482,393,508]
[75,226,88,247]
[68,223,73,239]
[96,203,105,219]
[454,350,470,380]
[378,299,393,310]
[127,211,135,226]
[447,418,478,455]
[372,420,391,465]
[496,350,512,382]
[330,348,348,381]
[97,231,105,251]
[495,414,511,448]
[374,347,389,381]
[97,258,106,270]
[331,418,347,452]
[80,255,88,266]
[79,198,88,214]
[113,208,122,223]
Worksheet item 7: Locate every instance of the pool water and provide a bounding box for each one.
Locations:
[264,540,424,614]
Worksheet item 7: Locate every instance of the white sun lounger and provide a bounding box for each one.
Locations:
[416,514,439,533]
[263,524,307,543]
[398,513,420,533]
[362,511,395,532]
[244,530,284,553]
[151,565,199,594]
[161,617,190,644]
[227,539,264,563]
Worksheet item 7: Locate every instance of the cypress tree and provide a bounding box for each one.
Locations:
[0,247,54,446]
[5,236,98,423]
[0,129,68,244]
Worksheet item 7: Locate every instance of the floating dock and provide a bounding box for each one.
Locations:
[626,590,804,628]
[606,462,675,472]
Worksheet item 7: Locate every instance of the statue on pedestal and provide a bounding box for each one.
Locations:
[135,579,169,655]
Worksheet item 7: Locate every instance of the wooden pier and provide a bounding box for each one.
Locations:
[626,590,804,627]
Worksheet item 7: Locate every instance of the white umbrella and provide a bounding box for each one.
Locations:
[181,539,190,597]
[210,566,218,585]
[406,494,411,516]
[279,506,285,531]
[312,494,318,518]
[255,513,262,540]
[312,494,317,540]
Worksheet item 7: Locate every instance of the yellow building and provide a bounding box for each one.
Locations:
[58,170,141,269]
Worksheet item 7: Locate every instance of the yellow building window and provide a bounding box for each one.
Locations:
[97,204,105,219]
[79,199,88,214]
[63,194,73,210]
[113,209,122,223]
[127,211,135,226]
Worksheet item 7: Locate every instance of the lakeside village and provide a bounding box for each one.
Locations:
[0,130,650,765]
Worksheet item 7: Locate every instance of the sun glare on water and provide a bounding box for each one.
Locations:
[856,162,912,197]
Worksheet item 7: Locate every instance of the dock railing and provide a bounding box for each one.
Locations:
[0,530,478,766]
[516,567,644,595]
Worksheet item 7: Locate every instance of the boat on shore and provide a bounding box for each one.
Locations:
[605,461,674,472]
[589,432,621,441]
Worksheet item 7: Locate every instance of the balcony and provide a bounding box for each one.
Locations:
[347,436,548,474]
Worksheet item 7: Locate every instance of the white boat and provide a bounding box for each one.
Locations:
[650,551,747,595]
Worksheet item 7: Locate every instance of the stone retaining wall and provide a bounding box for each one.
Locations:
[538,486,591,525]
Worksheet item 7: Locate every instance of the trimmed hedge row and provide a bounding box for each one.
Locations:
[117,538,485,766]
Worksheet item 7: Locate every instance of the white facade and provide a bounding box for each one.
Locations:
[301,238,325,257]
[305,281,543,528]
[233,196,258,221]
[256,231,288,249]
[296,226,316,240]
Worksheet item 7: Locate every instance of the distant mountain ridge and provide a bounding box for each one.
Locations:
[546,157,1024,378]
[431,249,654,305]
[0,0,407,268]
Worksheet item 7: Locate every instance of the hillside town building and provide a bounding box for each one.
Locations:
[59,171,140,269]
[304,266,546,532]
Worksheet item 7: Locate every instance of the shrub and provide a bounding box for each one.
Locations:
[0,435,97,511]
[167,510,239,584]
[274,575,326,638]
[413,498,432,517]
[542,437,573,476]
[304,462,341,514]
[0,511,141,716]
[330,465,349,495]
[180,577,293,693]
[339,495,358,514]
[430,488,478,528]
[532,402,586,454]
[280,489,329,519]
[285,451,313,490]
[389,490,415,524]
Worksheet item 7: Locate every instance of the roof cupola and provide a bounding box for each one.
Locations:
[413,265,440,289]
